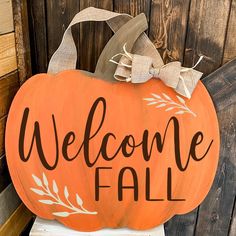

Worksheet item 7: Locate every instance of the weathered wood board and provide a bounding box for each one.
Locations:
[0,203,33,236]
[12,0,32,84]
[184,0,231,74]
[79,1,113,72]
[0,155,11,192]
[0,33,17,77]
[164,209,198,236]
[0,116,7,158]
[113,0,151,17]
[0,184,21,227]
[27,0,48,73]
[0,71,19,118]
[0,0,14,34]
[149,0,191,63]
[46,0,80,60]
[0,0,33,235]
[223,0,236,63]
[194,59,236,236]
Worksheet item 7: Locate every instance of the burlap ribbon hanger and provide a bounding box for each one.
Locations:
[48,7,203,99]
[110,44,203,98]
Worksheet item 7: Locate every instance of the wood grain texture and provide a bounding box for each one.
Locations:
[0,116,6,158]
[0,72,19,187]
[0,184,21,226]
[193,59,236,236]
[0,33,17,77]
[223,0,236,63]
[164,209,198,236]
[149,0,191,63]
[113,0,151,17]
[12,0,32,83]
[0,155,11,193]
[0,203,33,236]
[27,0,48,73]
[201,59,236,113]
[113,0,151,37]
[79,0,113,72]
[195,107,236,236]
[0,0,14,34]
[0,71,19,118]
[184,0,231,74]
[46,0,80,60]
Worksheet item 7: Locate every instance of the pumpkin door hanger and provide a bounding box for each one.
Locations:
[5,7,219,231]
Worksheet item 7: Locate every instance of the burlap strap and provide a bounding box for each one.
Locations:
[48,7,203,98]
[94,13,148,81]
[48,7,157,74]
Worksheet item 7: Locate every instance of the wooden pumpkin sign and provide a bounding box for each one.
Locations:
[5,8,219,231]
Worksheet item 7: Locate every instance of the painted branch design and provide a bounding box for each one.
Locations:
[30,173,97,217]
[143,93,196,117]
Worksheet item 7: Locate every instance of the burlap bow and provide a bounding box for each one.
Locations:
[110,44,203,99]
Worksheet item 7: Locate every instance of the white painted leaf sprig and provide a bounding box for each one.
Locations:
[30,173,97,217]
[143,93,196,117]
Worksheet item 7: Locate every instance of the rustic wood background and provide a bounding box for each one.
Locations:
[0,0,235,235]
[0,0,33,235]
[27,0,236,75]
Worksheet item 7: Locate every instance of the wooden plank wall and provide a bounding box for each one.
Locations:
[6,0,236,235]
[0,0,33,235]
[28,0,236,73]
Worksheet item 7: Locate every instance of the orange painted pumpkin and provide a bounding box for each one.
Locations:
[5,70,219,231]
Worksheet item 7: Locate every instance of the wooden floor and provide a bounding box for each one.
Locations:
[24,0,236,235]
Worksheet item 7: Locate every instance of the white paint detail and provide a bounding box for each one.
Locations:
[31,173,97,217]
[143,92,197,117]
